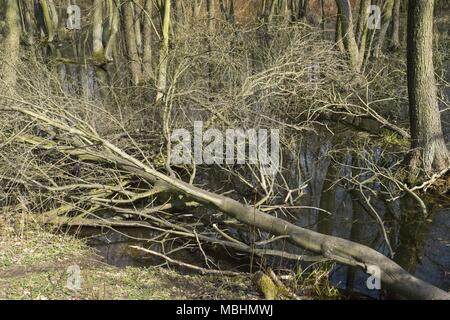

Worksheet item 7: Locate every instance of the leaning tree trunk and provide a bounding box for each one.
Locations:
[407,0,450,177]
[2,102,450,300]
[1,0,21,89]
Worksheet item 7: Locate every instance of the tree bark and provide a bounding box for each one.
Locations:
[407,0,449,176]
[156,0,171,101]
[390,0,401,50]
[92,0,104,58]
[123,0,142,85]
[1,0,21,88]
[374,0,395,58]
[355,0,370,56]
[142,0,153,82]
[335,0,361,71]
[39,0,55,42]
[105,0,120,61]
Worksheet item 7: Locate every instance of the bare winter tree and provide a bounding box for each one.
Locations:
[407,0,450,177]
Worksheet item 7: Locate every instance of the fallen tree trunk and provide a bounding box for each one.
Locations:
[2,103,449,300]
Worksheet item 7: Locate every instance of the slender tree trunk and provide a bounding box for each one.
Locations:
[334,4,345,52]
[374,0,395,58]
[134,0,143,54]
[123,0,142,85]
[156,0,171,101]
[207,0,215,29]
[407,0,449,176]
[299,0,309,19]
[320,0,325,33]
[1,0,21,88]
[390,0,401,50]
[93,0,104,58]
[142,0,153,82]
[335,0,361,71]
[355,0,370,58]
[267,0,278,24]
[105,0,120,61]
[39,0,55,42]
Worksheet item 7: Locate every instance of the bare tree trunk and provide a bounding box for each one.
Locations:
[267,0,278,24]
[407,0,449,176]
[142,0,153,82]
[334,4,345,52]
[320,0,325,33]
[1,0,21,88]
[39,0,55,42]
[134,0,143,54]
[299,0,309,19]
[93,0,104,58]
[156,0,171,101]
[123,0,142,85]
[390,0,401,50]
[105,0,120,61]
[374,0,395,58]
[335,0,361,71]
[192,0,202,18]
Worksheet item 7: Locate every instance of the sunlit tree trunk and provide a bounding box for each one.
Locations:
[354,0,370,62]
[142,0,153,82]
[192,0,202,18]
[355,0,369,45]
[1,0,21,89]
[123,0,142,85]
[93,0,104,58]
[39,0,55,42]
[105,0,119,61]
[156,0,171,101]
[267,0,278,24]
[335,0,361,71]
[407,0,449,177]
[373,0,394,58]
[134,0,143,54]
[207,0,215,29]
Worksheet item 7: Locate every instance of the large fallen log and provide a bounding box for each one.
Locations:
[2,104,449,300]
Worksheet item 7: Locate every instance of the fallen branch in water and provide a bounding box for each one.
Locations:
[130,246,245,276]
[1,103,449,300]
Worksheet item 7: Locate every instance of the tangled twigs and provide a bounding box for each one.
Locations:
[130,245,245,276]
[1,102,449,299]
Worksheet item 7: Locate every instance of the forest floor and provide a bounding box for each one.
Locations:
[0,215,258,300]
